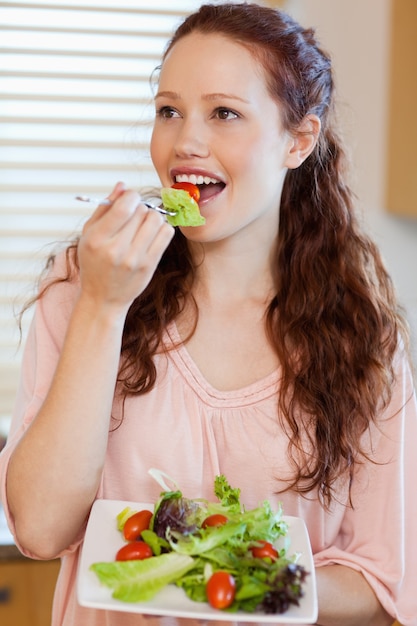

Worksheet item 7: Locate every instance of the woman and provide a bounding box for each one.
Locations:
[1,3,416,625]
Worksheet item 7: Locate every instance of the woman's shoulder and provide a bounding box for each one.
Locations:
[31,243,81,322]
[39,242,80,288]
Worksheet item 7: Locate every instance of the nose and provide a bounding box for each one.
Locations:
[174,116,210,159]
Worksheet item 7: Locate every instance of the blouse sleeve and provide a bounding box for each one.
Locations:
[313,346,417,626]
[0,250,83,558]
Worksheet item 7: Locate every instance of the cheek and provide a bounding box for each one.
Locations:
[149,132,160,170]
[229,128,281,177]
[231,145,268,189]
[221,137,258,181]
[150,126,169,177]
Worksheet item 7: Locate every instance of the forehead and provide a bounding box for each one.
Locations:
[158,32,270,95]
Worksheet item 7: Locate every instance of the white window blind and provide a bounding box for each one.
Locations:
[0,0,207,420]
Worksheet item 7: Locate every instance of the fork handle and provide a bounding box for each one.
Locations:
[75,195,176,216]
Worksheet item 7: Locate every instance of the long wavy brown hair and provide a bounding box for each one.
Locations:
[26,3,408,507]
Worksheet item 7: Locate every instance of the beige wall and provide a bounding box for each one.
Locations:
[283,0,417,363]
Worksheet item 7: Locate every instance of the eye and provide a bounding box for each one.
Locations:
[214,107,239,121]
[156,106,180,119]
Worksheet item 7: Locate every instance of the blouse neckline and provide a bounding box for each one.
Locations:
[165,321,281,408]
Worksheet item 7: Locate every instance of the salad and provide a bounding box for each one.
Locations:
[90,476,309,615]
[161,182,205,227]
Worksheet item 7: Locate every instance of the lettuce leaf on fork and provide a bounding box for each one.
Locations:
[161,187,205,227]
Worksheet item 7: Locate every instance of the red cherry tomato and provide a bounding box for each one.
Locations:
[206,571,236,609]
[116,541,153,561]
[171,181,200,203]
[123,509,153,541]
[202,514,229,529]
[250,540,279,561]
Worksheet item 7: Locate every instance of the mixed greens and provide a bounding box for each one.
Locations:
[90,475,308,614]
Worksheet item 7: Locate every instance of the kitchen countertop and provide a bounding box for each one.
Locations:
[0,423,23,559]
[0,426,26,559]
[0,503,24,560]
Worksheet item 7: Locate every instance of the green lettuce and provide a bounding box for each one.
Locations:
[90,552,194,603]
[116,506,137,532]
[168,521,247,556]
[161,188,205,227]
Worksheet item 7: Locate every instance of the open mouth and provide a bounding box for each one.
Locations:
[174,174,225,203]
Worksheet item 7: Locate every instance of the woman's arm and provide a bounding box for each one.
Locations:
[316,564,393,626]
[312,348,417,626]
[6,184,174,559]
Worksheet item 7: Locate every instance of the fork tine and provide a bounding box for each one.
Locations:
[143,202,176,217]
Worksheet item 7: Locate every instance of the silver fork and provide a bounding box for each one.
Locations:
[75,195,176,216]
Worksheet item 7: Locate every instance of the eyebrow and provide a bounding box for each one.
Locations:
[155,90,250,104]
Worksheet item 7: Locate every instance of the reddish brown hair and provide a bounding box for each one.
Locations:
[28,3,407,506]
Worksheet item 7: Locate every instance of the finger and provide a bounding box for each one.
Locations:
[86,190,142,240]
[107,181,127,204]
[130,209,175,260]
[146,221,175,264]
[121,214,174,295]
[83,182,127,229]
[105,204,163,258]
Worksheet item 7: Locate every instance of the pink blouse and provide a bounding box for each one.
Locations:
[1,252,416,626]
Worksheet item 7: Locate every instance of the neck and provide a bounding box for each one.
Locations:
[189,237,276,305]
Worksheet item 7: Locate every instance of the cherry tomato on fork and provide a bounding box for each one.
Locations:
[206,571,236,609]
[122,509,153,541]
[171,181,200,203]
[115,541,153,561]
[202,514,229,528]
[250,540,279,561]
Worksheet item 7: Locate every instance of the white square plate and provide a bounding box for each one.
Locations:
[77,499,317,623]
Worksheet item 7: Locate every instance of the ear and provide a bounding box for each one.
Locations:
[284,114,321,169]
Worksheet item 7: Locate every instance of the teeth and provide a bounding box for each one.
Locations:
[175,174,219,185]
